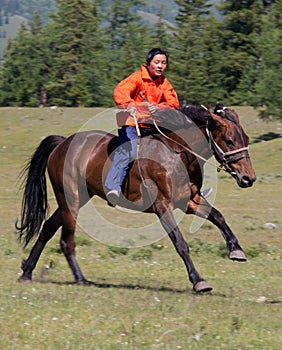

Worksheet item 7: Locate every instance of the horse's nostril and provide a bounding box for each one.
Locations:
[241,176,253,187]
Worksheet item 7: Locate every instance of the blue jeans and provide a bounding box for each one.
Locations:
[105,126,138,193]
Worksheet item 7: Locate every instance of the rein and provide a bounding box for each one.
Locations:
[114,106,249,178]
[153,119,219,166]
[152,117,250,175]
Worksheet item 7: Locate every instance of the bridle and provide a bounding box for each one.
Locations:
[116,105,250,176]
[205,119,250,175]
[151,116,250,175]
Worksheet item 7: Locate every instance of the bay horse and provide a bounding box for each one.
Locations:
[16,103,256,292]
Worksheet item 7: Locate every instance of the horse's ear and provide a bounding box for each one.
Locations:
[214,103,240,124]
[214,103,226,118]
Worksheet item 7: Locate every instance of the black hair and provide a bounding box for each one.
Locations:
[146,48,169,64]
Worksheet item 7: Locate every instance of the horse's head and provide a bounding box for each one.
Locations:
[208,103,256,188]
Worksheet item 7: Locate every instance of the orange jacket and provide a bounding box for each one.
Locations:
[114,65,180,127]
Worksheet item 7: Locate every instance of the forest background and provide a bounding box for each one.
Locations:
[0,0,281,120]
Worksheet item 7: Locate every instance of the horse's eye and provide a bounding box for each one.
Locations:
[226,140,234,147]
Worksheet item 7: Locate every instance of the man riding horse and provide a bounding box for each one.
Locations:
[105,48,179,206]
[105,48,211,206]
[16,49,255,292]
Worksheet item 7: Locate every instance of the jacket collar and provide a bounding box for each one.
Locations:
[140,64,164,83]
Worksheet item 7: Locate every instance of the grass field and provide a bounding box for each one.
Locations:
[0,107,281,349]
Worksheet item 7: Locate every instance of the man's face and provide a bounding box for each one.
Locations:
[147,54,167,78]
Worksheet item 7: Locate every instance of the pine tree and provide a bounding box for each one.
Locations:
[103,0,153,89]
[46,0,100,106]
[30,11,42,35]
[105,0,145,50]
[151,4,173,50]
[255,1,282,119]
[0,21,49,106]
[78,6,110,106]
[170,0,212,104]
[201,15,230,104]
[216,0,263,102]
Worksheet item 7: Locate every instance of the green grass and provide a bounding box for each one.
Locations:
[0,107,281,349]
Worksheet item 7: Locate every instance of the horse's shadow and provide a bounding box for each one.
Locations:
[34,278,228,298]
[252,132,281,143]
[37,278,187,293]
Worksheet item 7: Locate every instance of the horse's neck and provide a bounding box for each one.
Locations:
[161,125,211,159]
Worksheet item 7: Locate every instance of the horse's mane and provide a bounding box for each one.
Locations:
[152,103,237,131]
[181,103,239,125]
[180,105,211,126]
[152,105,211,130]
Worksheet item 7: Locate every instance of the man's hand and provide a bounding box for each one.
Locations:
[140,91,158,114]
[128,106,137,116]
[147,103,158,114]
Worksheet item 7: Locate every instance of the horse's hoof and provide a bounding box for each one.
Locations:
[18,275,32,283]
[229,250,247,262]
[193,281,213,293]
[77,279,94,286]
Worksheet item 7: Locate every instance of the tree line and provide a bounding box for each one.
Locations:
[0,0,281,120]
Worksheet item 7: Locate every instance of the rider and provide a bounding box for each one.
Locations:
[105,48,180,206]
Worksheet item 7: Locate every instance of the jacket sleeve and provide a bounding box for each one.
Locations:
[114,71,141,107]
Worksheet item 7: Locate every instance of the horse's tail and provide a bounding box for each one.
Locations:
[16,135,66,247]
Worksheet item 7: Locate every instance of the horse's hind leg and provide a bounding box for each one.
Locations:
[59,208,90,285]
[155,202,212,293]
[188,196,246,261]
[19,208,62,282]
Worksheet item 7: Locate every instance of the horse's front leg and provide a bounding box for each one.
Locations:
[154,201,212,293]
[187,195,247,261]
